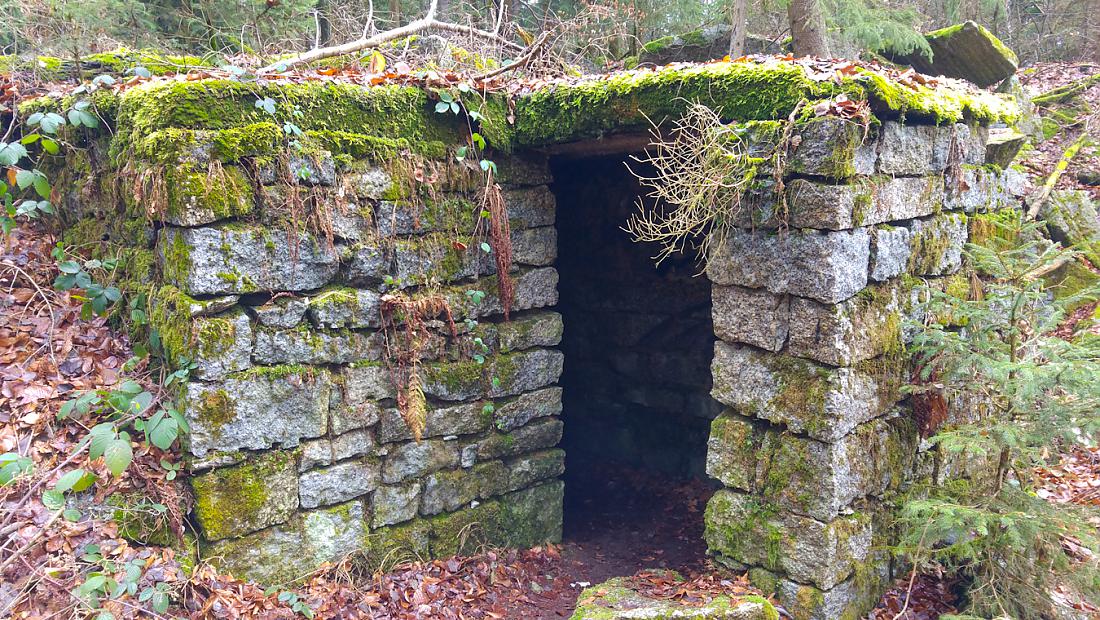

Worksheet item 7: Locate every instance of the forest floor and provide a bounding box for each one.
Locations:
[2,61,1100,619]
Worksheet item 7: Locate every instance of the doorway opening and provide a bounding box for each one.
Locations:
[550,152,722,583]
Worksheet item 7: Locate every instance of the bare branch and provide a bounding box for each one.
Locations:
[258,0,523,74]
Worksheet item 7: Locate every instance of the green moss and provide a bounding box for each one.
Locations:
[110,79,464,161]
[767,355,831,429]
[161,230,192,288]
[704,491,783,571]
[969,208,1020,247]
[190,451,293,541]
[165,165,254,222]
[231,364,312,381]
[195,389,233,430]
[107,491,175,546]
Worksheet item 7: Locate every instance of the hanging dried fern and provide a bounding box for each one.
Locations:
[481,175,514,320]
[379,293,457,440]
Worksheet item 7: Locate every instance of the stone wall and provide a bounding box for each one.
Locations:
[161,152,571,583]
[700,117,1020,619]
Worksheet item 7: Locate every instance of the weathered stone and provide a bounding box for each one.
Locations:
[477,311,564,354]
[943,165,1017,213]
[711,342,900,442]
[512,226,558,266]
[299,458,381,509]
[371,481,422,528]
[308,287,381,329]
[495,153,552,186]
[252,326,381,365]
[707,228,870,304]
[160,166,254,227]
[203,500,367,584]
[421,348,564,401]
[382,439,461,483]
[570,573,779,619]
[787,280,906,366]
[190,310,253,381]
[251,296,309,329]
[876,122,936,176]
[900,20,1018,88]
[905,213,967,276]
[770,563,891,620]
[758,415,917,521]
[931,122,987,171]
[445,267,559,320]
[258,151,337,185]
[985,128,1026,168]
[706,412,762,491]
[344,165,395,199]
[1043,190,1100,268]
[637,25,781,65]
[184,368,330,457]
[329,371,385,435]
[476,417,564,460]
[420,461,509,515]
[502,186,556,228]
[783,176,943,231]
[712,285,789,351]
[868,226,913,282]
[787,117,876,178]
[704,490,873,590]
[506,449,565,492]
[343,243,387,285]
[378,400,492,444]
[159,226,340,296]
[298,429,375,471]
[492,387,563,432]
[191,451,298,541]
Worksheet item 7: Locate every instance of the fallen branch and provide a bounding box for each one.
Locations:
[1026,134,1087,220]
[1032,73,1100,106]
[258,0,523,74]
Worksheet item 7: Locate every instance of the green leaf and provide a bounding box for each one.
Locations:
[14,169,35,189]
[455,146,467,161]
[480,242,492,253]
[33,175,50,199]
[103,439,133,476]
[57,260,81,274]
[434,101,450,114]
[0,142,28,165]
[63,508,82,522]
[149,415,178,450]
[53,469,87,492]
[471,133,486,150]
[42,489,65,509]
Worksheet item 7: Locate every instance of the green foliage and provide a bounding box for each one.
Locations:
[826,0,932,59]
[899,215,1100,617]
[72,543,176,617]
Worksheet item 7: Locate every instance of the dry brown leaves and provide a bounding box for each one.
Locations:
[1036,446,1100,507]
[870,573,960,620]
[624,570,758,607]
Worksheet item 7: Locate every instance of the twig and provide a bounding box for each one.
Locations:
[1026,134,1087,220]
[0,507,63,575]
[472,31,549,80]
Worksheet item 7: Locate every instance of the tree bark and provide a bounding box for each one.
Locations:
[728,0,747,56]
[787,0,830,57]
[1090,0,1100,62]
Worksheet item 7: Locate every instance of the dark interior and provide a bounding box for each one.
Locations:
[549,153,721,575]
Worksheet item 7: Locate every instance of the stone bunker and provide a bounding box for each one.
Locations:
[41,60,1021,619]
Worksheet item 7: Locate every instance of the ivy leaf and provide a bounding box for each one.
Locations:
[103,439,133,476]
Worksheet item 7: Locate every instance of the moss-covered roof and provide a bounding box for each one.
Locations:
[19,57,1017,159]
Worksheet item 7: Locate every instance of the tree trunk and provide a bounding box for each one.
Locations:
[728,0,747,57]
[316,0,332,46]
[437,0,452,20]
[787,0,830,57]
[1090,0,1100,62]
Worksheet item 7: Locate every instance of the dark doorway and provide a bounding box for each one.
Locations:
[549,153,721,584]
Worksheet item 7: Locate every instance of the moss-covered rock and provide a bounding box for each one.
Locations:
[571,573,779,619]
[191,450,299,541]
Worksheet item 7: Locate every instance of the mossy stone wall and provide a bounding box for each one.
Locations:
[41,65,1022,617]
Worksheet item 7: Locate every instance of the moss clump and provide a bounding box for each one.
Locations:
[195,389,233,431]
[231,364,313,381]
[107,491,175,546]
[110,80,464,160]
[190,451,296,541]
[160,230,192,288]
[165,165,254,222]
